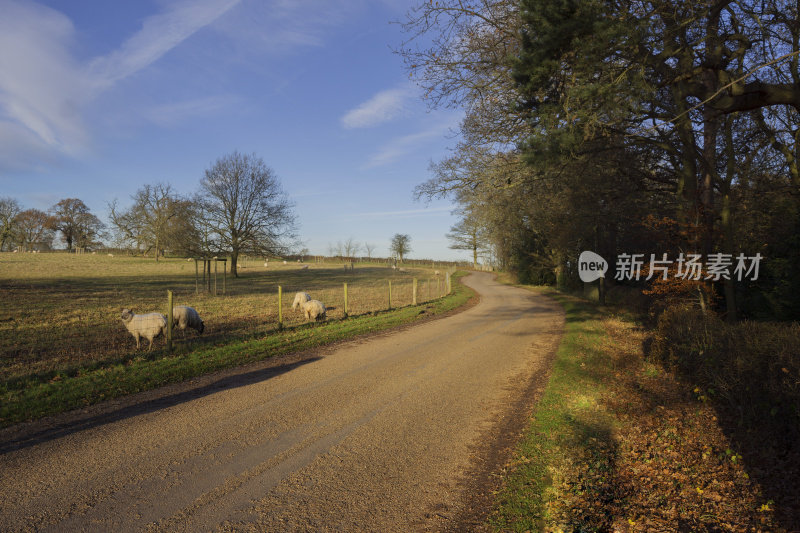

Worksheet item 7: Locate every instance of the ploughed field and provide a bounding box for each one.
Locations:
[0,253,446,383]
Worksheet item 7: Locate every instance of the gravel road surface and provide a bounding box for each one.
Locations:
[0,272,563,532]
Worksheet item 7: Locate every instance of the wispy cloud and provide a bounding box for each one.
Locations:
[146,94,241,126]
[0,0,239,171]
[213,0,355,55]
[0,0,90,163]
[363,113,461,169]
[88,0,240,89]
[341,85,415,129]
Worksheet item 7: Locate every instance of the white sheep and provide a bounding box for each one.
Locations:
[292,291,311,311]
[120,309,167,351]
[300,264,309,270]
[172,305,205,335]
[301,300,326,321]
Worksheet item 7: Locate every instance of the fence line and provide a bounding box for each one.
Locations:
[2,270,454,372]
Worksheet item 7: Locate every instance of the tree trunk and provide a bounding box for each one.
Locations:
[722,118,737,322]
[231,250,239,277]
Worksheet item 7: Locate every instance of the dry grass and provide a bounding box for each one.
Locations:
[0,253,448,382]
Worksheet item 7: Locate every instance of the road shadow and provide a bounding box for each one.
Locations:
[0,356,322,455]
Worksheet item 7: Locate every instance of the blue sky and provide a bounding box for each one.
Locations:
[0,0,467,261]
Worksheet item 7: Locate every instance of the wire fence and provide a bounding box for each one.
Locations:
[0,255,455,385]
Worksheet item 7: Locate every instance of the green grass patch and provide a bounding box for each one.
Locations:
[489,288,618,532]
[0,272,474,427]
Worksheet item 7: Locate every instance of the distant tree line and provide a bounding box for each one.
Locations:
[0,197,106,253]
[108,151,298,277]
[403,0,800,321]
[3,152,298,278]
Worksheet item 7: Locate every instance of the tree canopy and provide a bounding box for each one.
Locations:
[403,0,800,320]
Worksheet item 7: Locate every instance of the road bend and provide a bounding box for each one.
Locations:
[0,272,563,532]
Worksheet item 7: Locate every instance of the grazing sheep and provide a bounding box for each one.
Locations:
[301,300,326,321]
[300,264,309,270]
[292,291,311,311]
[120,309,166,351]
[172,305,204,335]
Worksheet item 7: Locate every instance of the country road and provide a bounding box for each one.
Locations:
[0,272,564,532]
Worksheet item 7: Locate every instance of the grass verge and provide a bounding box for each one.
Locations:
[489,287,783,532]
[0,272,474,428]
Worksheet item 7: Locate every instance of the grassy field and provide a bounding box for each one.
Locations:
[0,253,466,426]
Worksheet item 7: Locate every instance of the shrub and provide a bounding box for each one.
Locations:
[650,305,800,436]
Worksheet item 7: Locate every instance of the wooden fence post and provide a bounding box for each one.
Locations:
[413,278,417,305]
[388,280,392,310]
[344,282,349,318]
[167,290,173,352]
[278,285,283,330]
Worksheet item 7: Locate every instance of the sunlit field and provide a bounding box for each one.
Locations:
[0,253,450,382]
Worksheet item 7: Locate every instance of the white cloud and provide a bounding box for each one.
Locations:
[0,0,239,171]
[341,85,415,129]
[88,0,240,89]
[0,0,90,158]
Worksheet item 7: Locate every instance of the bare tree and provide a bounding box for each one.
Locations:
[447,208,490,268]
[327,242,341,259]
[342,237,361,261]
[390,233,411,263]
[0,197,21,251]
[363,242,376,260]
[109,183,196,260]
[198,151,297,277]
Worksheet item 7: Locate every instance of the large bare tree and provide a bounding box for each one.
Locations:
[198,151,297,277]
